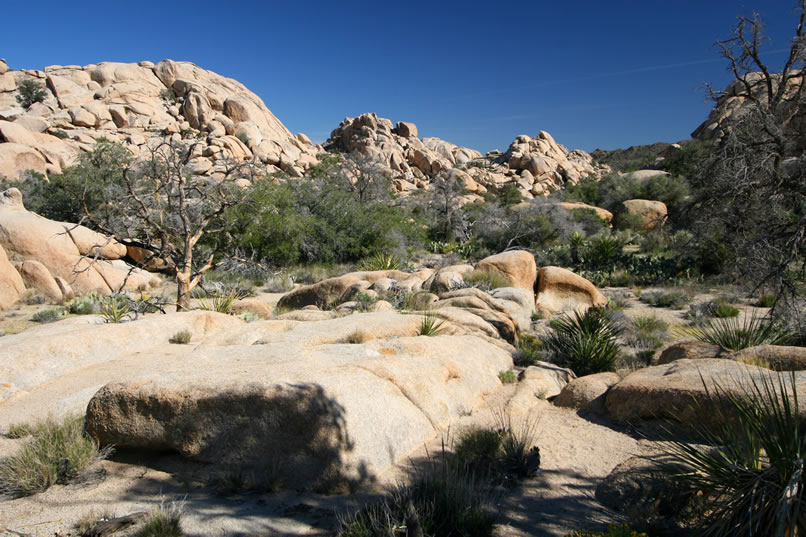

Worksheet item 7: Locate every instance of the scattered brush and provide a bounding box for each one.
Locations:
[493,408,541,480]
[169,330,192,345]
[543,307,622,376]
[463,270,510,291]
[352,292,377,312]
[687,313,791,351]
[419,312,446,336]
[6,423,33,439]
[135,501,184,537]
[453,427,503,475]
[196,289,244,314]
[657,371,805,537]
[514,334,542,367]
[566,523,649,537]
[263,274,295,293]
[640,289,692,310]
[66,291,104,315]
[0,415,108,496]
[344,329,374,344]
[757,294,776,308]
[31,308,64,323]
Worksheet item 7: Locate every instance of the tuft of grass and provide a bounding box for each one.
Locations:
[543,307,622,376]
[31,308,64,323]
[493,409,541,479]
[344,329,373,344]
[419,312,446,336]
[0,415,107,496]
[688,313,791,351]
[197,290,243,314]
[463,270,510,291]
[6,423,33,439]
[169,330,192,345]
[657,371,806,537]
[359,252,404,271]
[565,523,649,536]
[454,427,503,475]
[498,370,518,384]
[76,509,116,536]
[757,294,776,308]
[136,502,184,537]
[712,303,740,318]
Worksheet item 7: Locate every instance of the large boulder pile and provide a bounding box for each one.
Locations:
[0,59,319,181]
[0,187,157,306]
[325,113,608,201]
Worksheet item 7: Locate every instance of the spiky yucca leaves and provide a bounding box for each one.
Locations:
[543,307,622,376]
[688,313,791,351]
[359,252,404,271]
[659,371,806,537]
[419,312,446,336]
[196,289,244,314]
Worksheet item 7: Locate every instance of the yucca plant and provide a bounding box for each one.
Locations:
[658,371,806,537]
[100,296,131,323]
[543,307,622,376]
[359,252,404,271]
[419,312,446,336]
[689,313,791,351]
[197,290,244,314]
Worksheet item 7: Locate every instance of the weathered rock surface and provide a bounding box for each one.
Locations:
[535,266,608,315]
[554,372,621,414]
[622,199,668,230]
[559,201,614,223]
[475,250,537,291]
[0,309,513,489]
[0,243,24,309]
[0,59,320,182]
[730,345,806,371]
[656,341,727,365]
[0,188,157,298]
[605,358,806,424]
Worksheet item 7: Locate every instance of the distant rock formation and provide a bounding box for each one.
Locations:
[325,113,608,202]
[0,59,320,181]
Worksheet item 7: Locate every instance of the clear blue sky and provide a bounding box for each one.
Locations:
[1,1,801,153]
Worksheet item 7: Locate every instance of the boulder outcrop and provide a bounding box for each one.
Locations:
[0,60,320,182]
[535,266,608,315]
[475,250,537,291]
[622,199,667,230]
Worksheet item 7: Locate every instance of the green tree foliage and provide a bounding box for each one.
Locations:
[15,79,47,109]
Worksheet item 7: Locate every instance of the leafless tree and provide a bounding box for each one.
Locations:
[691,2,806,302]
[75,139,261,311]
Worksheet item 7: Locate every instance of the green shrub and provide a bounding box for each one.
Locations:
[16,79,47,109]
[543,308,622,376]
[238,312,260,323]
[6,423,33,439]
[159,88,177,104]
[463,270,509,291]
[0,415,106,496]
[498,370,517,384]
[101,296,131,323]
[31,308,64,323]
[419,313,446,336]
[658,371,805,537]
[515,334,542,367]
[689,313,791,351]
[493,409,541,479]
[169,330,192,344]
[712,303,740,318]
[584,235,622,267]
[757,294,776,308]
[352,292,377,312]
[66,292,104,315]
[454,427,503,475]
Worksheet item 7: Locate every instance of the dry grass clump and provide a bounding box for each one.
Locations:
[0,415,108,496]
[463,270,510,291]
[344,329,374,344]
[169,330,192,344]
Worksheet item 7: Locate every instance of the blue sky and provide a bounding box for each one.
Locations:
[1,1,801,153]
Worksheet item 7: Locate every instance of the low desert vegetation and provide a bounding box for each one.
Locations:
[0,415,107,496]
[31,308,63,323]
[463,270,509,291]
[639,289,693,309]
[169,330,192,344]
[419,312,446,336]
[498,370,517,384]
[136,502,185,537]
[543,308,622,376]
[196,289,243,314]
[689,313,791,351]
[565,524,649,537]
[344,329,373,344]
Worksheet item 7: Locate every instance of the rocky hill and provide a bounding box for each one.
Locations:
[0,58,606,200]
[0,58,321,181]
[326,113,608,201]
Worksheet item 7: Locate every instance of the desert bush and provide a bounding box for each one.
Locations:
[16,79,47,108]
[101,296,131,323]
[453,427,503,475]
[658,371,806,537]
[336,444,498,537]
[493,409,541,480]
[689,313,791,351]
[463,270,509,291]
[159,88,177,104]
[136,502,184,537]
[419,313,446,336]
[0,415,106,496]
[515,334,543,367]
[543,307,622,376]
[66,292,104,315]
[584,235,622,267]
[757,294,776,308]
[498,370,517,384]
[263,274,295,293]
[352,292,377,312]
[344,329,373,344]
[640,289,692,309]
[31,308,64,323]
[169,330,192,344]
